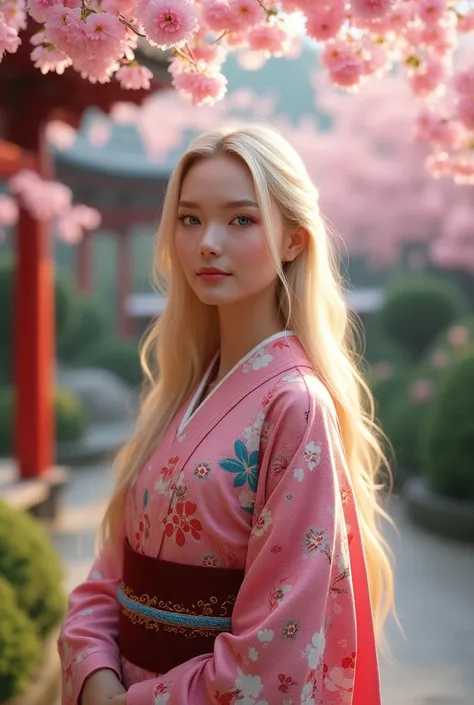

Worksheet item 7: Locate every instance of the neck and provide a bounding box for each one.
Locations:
[215,286,284,380]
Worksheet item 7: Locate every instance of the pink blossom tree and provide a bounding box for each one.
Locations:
[1,1,474,183]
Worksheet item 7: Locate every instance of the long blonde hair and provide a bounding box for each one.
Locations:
[101,123,394,635]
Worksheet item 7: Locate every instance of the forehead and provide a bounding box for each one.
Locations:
[179,155,257,203]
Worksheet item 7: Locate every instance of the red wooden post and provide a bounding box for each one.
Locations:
[12,126,55,478]
[76,231,93,293]
[117,230,133,338]
[13,207,55,477]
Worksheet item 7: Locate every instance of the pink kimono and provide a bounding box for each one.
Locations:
[58,331,381,705]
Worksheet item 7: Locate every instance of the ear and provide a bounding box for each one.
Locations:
[282,227,308,263]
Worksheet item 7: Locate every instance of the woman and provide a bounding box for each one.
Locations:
[58,124,394,705]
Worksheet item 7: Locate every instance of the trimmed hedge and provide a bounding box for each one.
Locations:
[379,275,467,361]
[0,387,89,455]
[0,577,40,701]
[421,356,474,502]
[73,338,143,388]
[58,296,111,364]
[0,499,67,637]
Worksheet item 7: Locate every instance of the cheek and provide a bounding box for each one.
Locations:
[233,234,274,267]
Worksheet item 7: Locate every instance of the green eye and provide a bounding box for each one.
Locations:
[232,215,255,226]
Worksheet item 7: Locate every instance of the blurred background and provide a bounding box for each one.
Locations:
[1,39,473,705]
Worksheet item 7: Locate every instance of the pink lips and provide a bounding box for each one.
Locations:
[197,267,230,281]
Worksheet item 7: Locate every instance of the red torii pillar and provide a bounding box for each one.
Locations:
[0,135,54,478]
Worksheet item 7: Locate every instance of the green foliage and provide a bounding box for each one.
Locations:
[73,338,143,388]
[379,275,467,361]
[421,356,474,502]
[418,316,474,384]
[58,296,111,364]
[0,500,67,637]
[382,386,428,475]
[0,387,89,455]
[0,577,40,701]
[0,256,75,384]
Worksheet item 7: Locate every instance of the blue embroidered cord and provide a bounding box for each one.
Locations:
[117,587,232,632]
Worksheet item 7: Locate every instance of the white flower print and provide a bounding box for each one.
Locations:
[269,579,293,612]
[282,372,301,383]
[293,467,305,482]
[243,413,265,452]
[304,441,322,470]
[177,433,187,443]
[253,507,273,537]
[90,569,102,580]
[257,629,274,645]
[235,670,264,699]
[78,608,94,617]
[305,627,326,669]
[302,527,332,562]
[248,646,259,662]
[243,349,273,373]
[154,695,170,705]
[324,666,354,694]
[300,682,315,705]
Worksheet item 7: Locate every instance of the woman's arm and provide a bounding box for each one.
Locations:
[58,536,124,705]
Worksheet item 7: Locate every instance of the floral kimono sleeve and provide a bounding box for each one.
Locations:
[126,376,365,705]
[58,537,123,705]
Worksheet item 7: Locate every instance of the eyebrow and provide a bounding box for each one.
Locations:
[178,199,259,209]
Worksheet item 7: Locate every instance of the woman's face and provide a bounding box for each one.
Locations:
[174,154,295,309]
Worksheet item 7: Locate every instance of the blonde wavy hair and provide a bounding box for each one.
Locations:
[101,123,394,636]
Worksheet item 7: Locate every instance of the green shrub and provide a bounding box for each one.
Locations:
[420,356,474,502]
[0,500,66,637]
[379,275,466,361]
[371,369,412,431]
[54,387,90,443]
[74,338,142,388]
[382,385,430,475]
[0,256,75,384]
[0,387,89,455]
[418,316,474,383]
[0,576,40,701]
[58,296,110,364]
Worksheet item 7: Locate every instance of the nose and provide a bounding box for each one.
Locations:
[199,225,223,258]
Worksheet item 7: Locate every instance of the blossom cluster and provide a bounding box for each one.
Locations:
[0,170,101,243]
[0,0,473,182]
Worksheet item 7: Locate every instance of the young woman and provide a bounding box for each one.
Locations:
[58,124,394,705]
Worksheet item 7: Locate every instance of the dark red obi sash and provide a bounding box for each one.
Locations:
[117,540,245,674]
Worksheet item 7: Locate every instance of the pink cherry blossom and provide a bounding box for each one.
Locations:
[139,0,198,49]
[27,0,61,23]
[116,63,154,89]
[247,24,290,56]
[228,0,265,31]
[448,325,470,347]
[410,379,434,404]
[0,12,21,57]
[453,67,474,96]
[408,57,447,97]
[305,3,345,42]
[321,41,364,88]
[200,0,232,32]
[457,94,474,131]
[30,43,72,74]
[417,0,446,26]
[0,194,19,227]
[458,11,474,33]
[350,0,395,20]
[172,69,227,105]
[85,12,125,42]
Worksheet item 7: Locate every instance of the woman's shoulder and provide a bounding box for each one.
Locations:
[266,366,337,426]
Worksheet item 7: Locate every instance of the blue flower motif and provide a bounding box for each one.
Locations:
[219,439,259,492]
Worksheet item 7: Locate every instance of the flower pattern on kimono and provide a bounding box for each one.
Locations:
[271,453,289,479]
[302,527,332,562]
[243,348,273,373]
[201,552,219,567]
[323,663,354,697]
[277,673,298,693]
[281,618,300,640]
[252,507,272,537]
[154,456,179,495]
[234,669,267,703]
[239,488,256,515]
[153,680,170,705]
[248,646,259,662]
[243,413,265,453]
[304,441,322,470]
[300,682,316,705]
[304,626,327,669]
[219,439,259,492]
[164,501,203,548]
[268,577,293,612]
[134,512,150,552]
[193,461,212,480]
